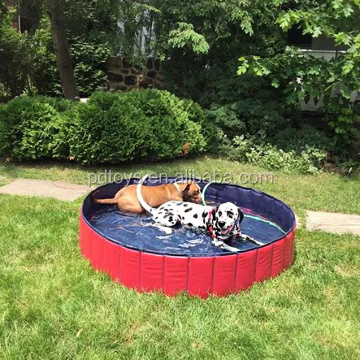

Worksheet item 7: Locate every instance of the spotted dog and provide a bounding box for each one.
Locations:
[137,174,244,252]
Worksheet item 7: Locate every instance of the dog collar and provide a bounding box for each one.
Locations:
[173,182,183,196]
[207,207,218,239]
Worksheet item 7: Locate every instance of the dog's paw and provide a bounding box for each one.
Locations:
[212,239,240,252]
[212,239,223,247]
[241,233,265,246]
[221,243,240,252]
[153,224,173,235]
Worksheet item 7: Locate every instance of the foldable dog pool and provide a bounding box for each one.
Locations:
[80,178,296,298]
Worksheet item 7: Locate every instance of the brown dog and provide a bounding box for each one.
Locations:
[91,179,202,214]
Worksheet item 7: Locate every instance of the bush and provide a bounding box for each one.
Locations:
[270,125,334,154]
[68,90,206,164]
[206,104,247,140]
[69,35,112,97]
[182,99,224,152]
[224,131,329,175]
[206,92,292,141]
[0,97,74,161]
[0,91,207,164]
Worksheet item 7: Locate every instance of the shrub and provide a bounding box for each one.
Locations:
[206,104,247,140]
[183,99,224,151]
[270,125,334,154]
[68,90,206,164]
[0,91,207,165]
[206,96,292,141]
[0,97,73,161]
[69,35,112,97]
[225,133,328,175]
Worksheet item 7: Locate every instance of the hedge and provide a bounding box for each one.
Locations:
[0,90,216,164]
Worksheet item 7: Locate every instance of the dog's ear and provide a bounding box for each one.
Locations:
[210,205,220,226]
[238,208,244,223]
[183,182,191,192]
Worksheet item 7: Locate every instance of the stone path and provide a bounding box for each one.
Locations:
[306,210,360,236]
[0,177,359,236]
[0,179,91,201]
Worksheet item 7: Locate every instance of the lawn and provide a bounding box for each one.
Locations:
[0,157,359,359]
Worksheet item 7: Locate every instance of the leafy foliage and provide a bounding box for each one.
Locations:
[1,0,358,174]
[207,94,290,140]
[161,11,300,165]
[226,131,329,175]
[68,90,206,164]
[69,35,112,96]
[168,23,210,54]
[0,0,118,99]
[0,9,31,100]
[238,0,360,150]
[0,91,207,164]
[26,18,62,97]
[206,104,247,140]
[182,99,224,151]
[27,20,113,97]
[0,97,73,161]
[153,0,279,57]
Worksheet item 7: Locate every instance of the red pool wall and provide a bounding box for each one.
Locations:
[79,214,296,298]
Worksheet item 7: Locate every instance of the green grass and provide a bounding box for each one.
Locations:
[0,157,360,359]
[1,156,360,218]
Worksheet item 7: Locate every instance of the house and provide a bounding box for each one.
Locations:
[5,0,37,33]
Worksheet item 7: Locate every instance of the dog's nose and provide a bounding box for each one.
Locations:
[218,221,225,228]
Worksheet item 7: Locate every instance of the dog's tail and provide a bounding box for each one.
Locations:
[91,190,118,205]
[136,174,154,214]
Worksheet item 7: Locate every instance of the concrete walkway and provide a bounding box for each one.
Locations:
[306,210,360,236]
[0,178,91,201]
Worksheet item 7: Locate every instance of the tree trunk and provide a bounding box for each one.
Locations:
[49,0,78,99]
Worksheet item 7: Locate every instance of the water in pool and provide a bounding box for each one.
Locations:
[89,204,285,256]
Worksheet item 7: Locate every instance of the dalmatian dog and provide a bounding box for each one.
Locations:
[137,174,245,252]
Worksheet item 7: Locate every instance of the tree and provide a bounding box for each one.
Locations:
[154,0,277,56]
[238,0,360,148]
[48,0,78,99]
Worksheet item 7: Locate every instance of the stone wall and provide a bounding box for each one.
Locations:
[106,56,165,92]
